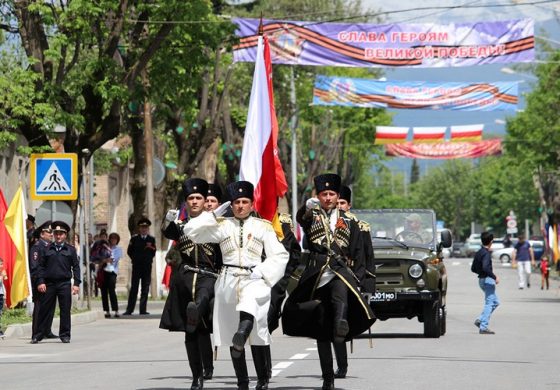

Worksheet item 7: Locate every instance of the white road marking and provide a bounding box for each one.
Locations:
[271,369,282,378]
[273,361,293,369]
[306,347,317,351]
[452,261,460,266]
[290,353,308,360]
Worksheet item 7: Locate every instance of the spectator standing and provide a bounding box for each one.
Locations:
[124,218,156,315]
[100,233,122,318]
[26,214,36,246]
[540,254,550,290]
[512,234,535,289]
[32,221,81,344]
[471,231,500,334]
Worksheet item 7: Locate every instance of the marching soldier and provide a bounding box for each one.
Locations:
[28,221,57,339]
[123,217,156,315]
[205,183,223,212]
[334,185,376,379]
[32,221,81,344]
[184,181,289,390]
[282,173,375,390]
[160,178,221,390]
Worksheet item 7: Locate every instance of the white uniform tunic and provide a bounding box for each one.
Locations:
[184,211,289,347]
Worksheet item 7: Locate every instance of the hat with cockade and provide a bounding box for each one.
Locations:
[182,178,209,199]
[339,185,352,203]
[226,181,254,201]
[314,173,341,194]
[52,221,70,233]
[207,183,223,203]
[137,217,152,227]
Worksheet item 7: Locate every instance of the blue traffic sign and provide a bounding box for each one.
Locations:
[30,153,78,200]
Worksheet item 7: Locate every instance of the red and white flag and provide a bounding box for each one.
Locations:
[239,35,288,222]
[374,126,409,145]
[450,124,483,142]
[412,126,447,143]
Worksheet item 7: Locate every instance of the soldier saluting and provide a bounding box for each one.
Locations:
[282,173,375,390]
[160,178,221,390]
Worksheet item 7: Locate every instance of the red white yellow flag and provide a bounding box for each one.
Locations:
[374,126,409,145]
[412,126,447,143]
[450,124,483,142]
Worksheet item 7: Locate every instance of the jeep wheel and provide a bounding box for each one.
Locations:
[440,305,446,336]
[423,300,441,338]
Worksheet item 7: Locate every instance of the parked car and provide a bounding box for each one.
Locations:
[465,234,482,257]
[354,208,452,338]
[492,239,544,263]
[451,241,467,258]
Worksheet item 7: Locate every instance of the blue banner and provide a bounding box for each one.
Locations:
[313,76,518,111]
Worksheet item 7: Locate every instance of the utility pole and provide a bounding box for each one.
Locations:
[81,150,91,310]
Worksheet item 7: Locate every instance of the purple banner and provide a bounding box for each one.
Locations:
[233,18,534,68]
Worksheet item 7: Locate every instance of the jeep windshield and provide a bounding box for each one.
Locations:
[353,209,437,249]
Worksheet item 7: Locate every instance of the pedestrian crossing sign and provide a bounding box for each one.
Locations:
[30,153,78,200]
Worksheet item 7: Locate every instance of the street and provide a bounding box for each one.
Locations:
[1,257,559,390]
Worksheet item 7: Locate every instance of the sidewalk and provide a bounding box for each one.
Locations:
[2,298,166,340]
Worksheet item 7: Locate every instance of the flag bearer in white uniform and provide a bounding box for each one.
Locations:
[183,180,289,390]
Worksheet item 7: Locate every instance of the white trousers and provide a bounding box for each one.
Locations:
[517,261,532,288]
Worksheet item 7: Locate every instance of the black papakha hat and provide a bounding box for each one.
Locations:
[207,183,223,203]
[27,214,35,223]
[182,178,209,199]
[314,173,341,194]
[339,185,352,203]
[137,217,152,226]
[52,221,70,233]
[226,181,254,201]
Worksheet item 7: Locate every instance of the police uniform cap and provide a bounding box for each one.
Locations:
[182,178,209,199]
[314,173,341,194]
[52,221,70,233]
[207,183,223,203]
[226,181,254,201]
[339,185,352,203]
[38,220,53,232]
[137,217,152,226]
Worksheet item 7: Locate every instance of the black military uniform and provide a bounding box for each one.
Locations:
[282,173,375,390]
[333,186,376,379]
[124,217,156,315]
[28,221,56,339]
[33,221,81,343]
[160,178,222,390]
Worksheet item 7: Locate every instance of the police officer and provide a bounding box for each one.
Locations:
[184,181,289,390]
[333,185,376,379]
[282,173,375,390]
[124,217,156,315]
[160,178,221,390]
[32,221,81,344]
[28,221,57,339]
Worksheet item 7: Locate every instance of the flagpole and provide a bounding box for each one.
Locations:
[289,67,298,225]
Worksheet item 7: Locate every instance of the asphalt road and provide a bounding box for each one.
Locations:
[1,258,559,390]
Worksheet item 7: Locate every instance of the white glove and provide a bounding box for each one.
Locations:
[214,201,231,217]
[165,209,179,222]
[306,197,320,210]
[250,268,263,280]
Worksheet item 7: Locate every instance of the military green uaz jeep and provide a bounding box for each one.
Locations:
[353,209,453,338]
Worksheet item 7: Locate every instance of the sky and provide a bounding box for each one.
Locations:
[359,0,560,177]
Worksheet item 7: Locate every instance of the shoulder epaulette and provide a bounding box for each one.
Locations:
[252,216,272,226]
[358,220,371,232]
[344,211,358,221]
[278,213,294,228]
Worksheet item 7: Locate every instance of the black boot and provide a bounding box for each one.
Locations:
[198,332,214,380]
[265,344,272,379]
[333,303,349,343]
[185,339,204,390]
[317,341,335,390]
[333,341,347,378]
[186,301,199,333]
[232,313,254,358]
[251,345,270,390]
[230,346,249,390]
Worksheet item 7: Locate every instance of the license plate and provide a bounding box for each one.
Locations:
[370,291,397,302]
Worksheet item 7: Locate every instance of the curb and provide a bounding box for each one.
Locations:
[3,309,105,339]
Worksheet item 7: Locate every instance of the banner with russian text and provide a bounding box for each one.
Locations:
[313,76,519,111]
[233,18,534,68]
[385,139,502,159]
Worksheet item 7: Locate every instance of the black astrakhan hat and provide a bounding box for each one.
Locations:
[207,183,223,203]
[182,178,209,199]
[137,217,152,226]
[314,173,341,194]
[226,181,254,201]
[52,220,70,233]
[339,185,352,203]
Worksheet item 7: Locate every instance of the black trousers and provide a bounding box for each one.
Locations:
[35,280,72,339]
[316,277,348,334]
[126,265,151,313]
[101,271,119,312]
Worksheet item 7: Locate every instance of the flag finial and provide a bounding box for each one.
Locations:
[258,13,263,36]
